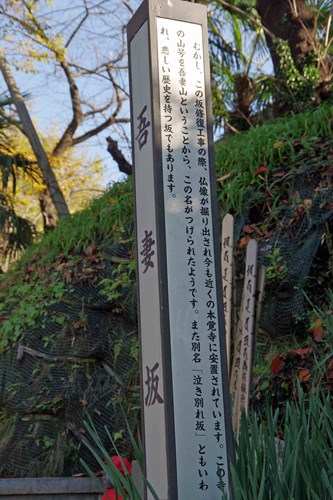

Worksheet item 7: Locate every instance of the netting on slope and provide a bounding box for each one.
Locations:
[0,229,139,478]
[258,189,332,337]
[1,136,332,478]
[232,138,333,343]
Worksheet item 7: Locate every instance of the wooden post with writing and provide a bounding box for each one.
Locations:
[128,1,234,498]
[221,214,234,373]
[230,240,258,436]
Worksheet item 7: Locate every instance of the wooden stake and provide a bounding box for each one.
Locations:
[221,213,234,372]
[229,288,244,430]
[255,265,266,339]
[230,239,258,436]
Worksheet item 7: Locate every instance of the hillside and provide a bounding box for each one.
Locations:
[0,102,332,477]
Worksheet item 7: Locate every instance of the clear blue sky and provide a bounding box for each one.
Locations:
[1,0,142,186]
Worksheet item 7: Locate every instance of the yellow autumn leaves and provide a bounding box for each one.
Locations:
[1,126,104,232]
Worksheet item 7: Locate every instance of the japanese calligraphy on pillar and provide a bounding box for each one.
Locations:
[157,18,230,498]
[129,20,168,500]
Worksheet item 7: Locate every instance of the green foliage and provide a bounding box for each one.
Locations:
[229,387,333,499]
[0,152,38,194]
[1,176,133,270]
[0,97,39,261]
[208,0,268,131]
[0,200,36,260]
[0,411,16,445]
[266,247,287,282]
[208,0,333,131]
[252,287,333,421]
[274,39,321,107]
[25,178,134,265]
[43,435,56,449]
[113,334,139,365]
[81,389,333,500]
[215,102,333,213]
[0,274,66,354]
[81,413,160,500]
[99,259,136,304]
[0,178,134,355]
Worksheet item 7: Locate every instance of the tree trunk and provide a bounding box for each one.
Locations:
[38,190,59,231]
[0,50,69,228]
[257,0,316,71]
[106,137,133,176]
[257,0,332,104]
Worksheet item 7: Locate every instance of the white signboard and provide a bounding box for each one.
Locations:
[128,2,233,498]
[157,18,230,498]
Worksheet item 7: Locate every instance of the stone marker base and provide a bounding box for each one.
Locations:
[0,461,145,499]
[131,460,144,498]
[0,477,104,499]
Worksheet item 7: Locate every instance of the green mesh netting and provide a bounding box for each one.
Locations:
[233,137,333,343]
[0,189,139,478]
[259,193,332,337]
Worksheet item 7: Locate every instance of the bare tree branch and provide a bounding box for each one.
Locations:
[65,4,89,48]
[73,116,130,146]
[106,136,132,176]
[52,59,84,157]
[1,0,134,168]
[215,0,275,40]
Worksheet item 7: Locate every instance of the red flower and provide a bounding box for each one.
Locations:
[110,456,132,476]
[102,489,123,500]
[101,456,132,500]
